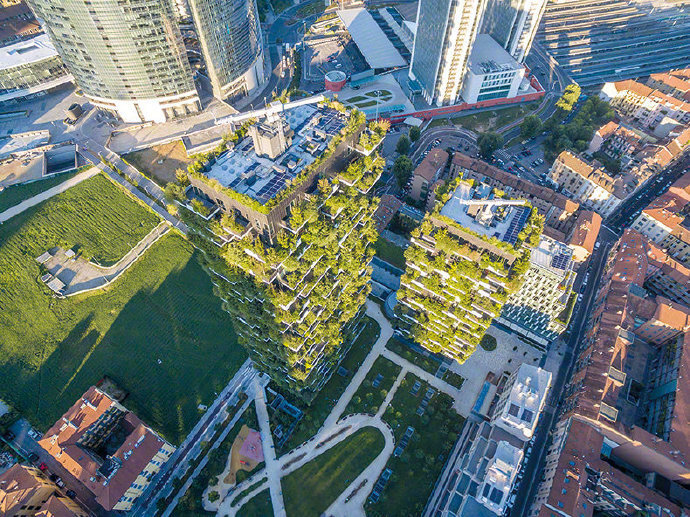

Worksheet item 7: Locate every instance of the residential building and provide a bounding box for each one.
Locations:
[497,235,576,350]
[481,0,547,62]
[187,0,265,101]
[631,172,690,268]
[646,69,690,103]
[371,193,402,232]
[459,34,527,104]
[567,210,601,263]
[0,33,72,102]
[491,364,552,440]
[27,0,200,123]
[410,148,448,203]
[549,151,626,218]
[396,179,542,362]
[38,386,176,513]
[409,0,487,106]
[450,153,580,235]
[428,364,551,516]
[600,79,690,133]
[186,101,381,399]
[0,464,88,516]
[530,230,690,517]
[587,120,655,166]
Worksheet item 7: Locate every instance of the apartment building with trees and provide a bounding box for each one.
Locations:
[396,176,543,363]
[180,101,386,400]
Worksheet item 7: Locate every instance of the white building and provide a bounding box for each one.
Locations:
[461,34,527,104]
[491,363,552,440]
[477,441,524,514]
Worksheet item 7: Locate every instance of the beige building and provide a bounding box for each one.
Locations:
[549,151,626,218]
[248,115,294,159]
[410,148,448,203]
[0,464,87,516]
[38,386,175,513]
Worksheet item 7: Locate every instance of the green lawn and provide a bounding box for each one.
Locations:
[0,174,246,444]
[442,370,465,390]
[429,103,538,132]
[238,489,273,517]
[369,374,465,516]
[283,426,385,517]
[0,171,80,212]
[345,357,401,415]
[278,316,380,452]
[373,237,406,270]
[386,337,440,375]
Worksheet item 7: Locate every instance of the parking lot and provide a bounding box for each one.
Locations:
[303,34,367,84]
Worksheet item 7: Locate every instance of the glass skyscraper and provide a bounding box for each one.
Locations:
[188,0,265,101]
[26,0,200,123]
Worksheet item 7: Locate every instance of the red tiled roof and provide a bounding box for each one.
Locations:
[414,148,448,182]
[38,386,170,511]
[568,210,602,255]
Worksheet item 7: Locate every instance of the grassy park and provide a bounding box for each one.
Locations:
[0,174,246,444]
[0,170,80,212]
[283,427,385,516]
[386,337,441,375]
[345,357,401,415]
[373,237,406,270]
[370,374,465,516]
[237,489,273,516]
[429,103,539,132]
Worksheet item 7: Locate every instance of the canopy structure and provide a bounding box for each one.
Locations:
[337,8,406,69]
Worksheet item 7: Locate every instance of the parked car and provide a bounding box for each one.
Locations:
[27,428,42,440]
[28,453,39,463]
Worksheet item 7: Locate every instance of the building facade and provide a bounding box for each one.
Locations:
[188,0,265,101]
[497,235,575,350]
[0,464,88,516]
[549,151,625,218]
[0,33,72,102]
[184,102,382,400]
[396,179,542,363]
[27,0,200,123]
[410,148,448,203]
[481,0,547,62]
[409,0,487,106]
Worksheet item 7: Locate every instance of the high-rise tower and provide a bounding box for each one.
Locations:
[409,0,487,106]
[188,0,266,101]
[409,0,547,106]
[27,0,200,123]
[481,0,547,62]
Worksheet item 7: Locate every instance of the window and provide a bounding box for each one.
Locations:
[508,403,521,417]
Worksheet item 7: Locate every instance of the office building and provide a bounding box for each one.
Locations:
[0,33,71,102]
[428,364,551,517]
[409,0,487,106]
[409,0,545,106]
[459,34,526,104]
[0,464,88,516]
[185,101,382,400]
[396,179,542,363]
[27,0,200,123]
[481,0,546,62]
[187,0,265,101]
[38,386,176,513]
[497,235,575,349]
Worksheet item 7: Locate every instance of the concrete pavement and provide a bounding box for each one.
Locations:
[254,377,287,517]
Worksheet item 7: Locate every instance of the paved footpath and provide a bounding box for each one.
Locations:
[0,168,98,223]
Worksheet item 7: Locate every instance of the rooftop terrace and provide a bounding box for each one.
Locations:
[440,182,530,246]
[204,105,348,205]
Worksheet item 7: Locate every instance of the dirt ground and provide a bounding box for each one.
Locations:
[123,141,193,186]
[223,425,262,485]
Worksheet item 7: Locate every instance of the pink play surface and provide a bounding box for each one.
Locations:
[239,429,264,463]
